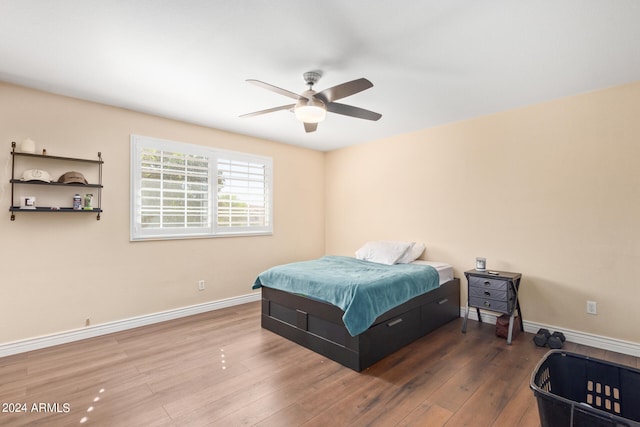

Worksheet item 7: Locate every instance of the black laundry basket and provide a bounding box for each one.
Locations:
[531,350,640,427]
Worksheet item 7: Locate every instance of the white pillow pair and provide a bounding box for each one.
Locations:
[355,241,426,265]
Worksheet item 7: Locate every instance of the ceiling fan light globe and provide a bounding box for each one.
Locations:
[295,97,326,123]
[295,105,326,123]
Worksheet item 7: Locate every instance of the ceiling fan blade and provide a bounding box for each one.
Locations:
[326,102,382,121]
[304,122,318,133]
[316,78,373,103]
[239,104,295,118]
[246,79,303,100]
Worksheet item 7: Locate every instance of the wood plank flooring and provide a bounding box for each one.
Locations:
[1,301,638,426]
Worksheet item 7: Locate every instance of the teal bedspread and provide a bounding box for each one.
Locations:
[252,256,440,336]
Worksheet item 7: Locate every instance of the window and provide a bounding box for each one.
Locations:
[130,135,272,240]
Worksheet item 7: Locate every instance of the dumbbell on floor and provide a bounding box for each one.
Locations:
[548,331,566,349]
[533,328,551,347]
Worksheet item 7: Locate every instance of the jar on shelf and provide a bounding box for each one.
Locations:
[73,194,82,210]
[83,194,93,210]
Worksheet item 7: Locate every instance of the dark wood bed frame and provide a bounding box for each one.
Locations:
[260,277,460,371]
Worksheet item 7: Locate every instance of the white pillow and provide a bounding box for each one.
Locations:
[396,242,426,263]
[355,241,413,265]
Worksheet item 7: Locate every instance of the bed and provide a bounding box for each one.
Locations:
[253,253,460,371]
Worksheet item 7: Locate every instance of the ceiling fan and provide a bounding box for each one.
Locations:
[240,71,382,133]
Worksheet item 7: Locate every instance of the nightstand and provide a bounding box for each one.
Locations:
[461,269,523,344]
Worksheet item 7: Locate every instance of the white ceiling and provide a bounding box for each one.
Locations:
[1,1,639,151]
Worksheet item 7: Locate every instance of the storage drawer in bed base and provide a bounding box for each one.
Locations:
[261,278,460,371]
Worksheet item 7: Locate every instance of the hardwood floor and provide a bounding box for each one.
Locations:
[1,301,638,426]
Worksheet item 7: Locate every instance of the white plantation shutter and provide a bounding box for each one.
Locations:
[131,135,272,240]
[217,155,271,234]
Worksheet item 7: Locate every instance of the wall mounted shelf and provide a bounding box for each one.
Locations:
[9,141,103,221]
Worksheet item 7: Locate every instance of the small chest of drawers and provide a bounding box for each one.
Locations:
[468,275,515,313]
[462,270,523,344]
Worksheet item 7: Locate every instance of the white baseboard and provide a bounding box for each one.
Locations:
[3,297,638,359]
[0,293,261,358]
[461,308,640,357]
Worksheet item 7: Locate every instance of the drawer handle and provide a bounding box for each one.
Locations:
[484,301,491,308]
[387,318,403,327]
[438,298,449,305]
[484,281,491,286]
[484,291,491,296]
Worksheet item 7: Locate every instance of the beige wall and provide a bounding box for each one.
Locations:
[0,82,325,343]
[325,81,640,343]
[3,80,639,347]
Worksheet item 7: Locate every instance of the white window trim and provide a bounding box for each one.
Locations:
[130,134,273,241]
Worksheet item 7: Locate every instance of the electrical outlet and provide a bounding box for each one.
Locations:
[586,300,597,315]
[198,280,205,291]
[85,318,91,326]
